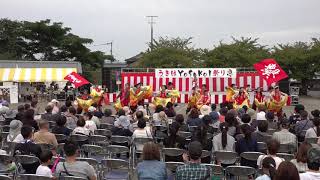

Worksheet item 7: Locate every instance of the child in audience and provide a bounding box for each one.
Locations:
[36,150,54,178]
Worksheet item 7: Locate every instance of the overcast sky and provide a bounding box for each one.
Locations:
[1,0,320,61]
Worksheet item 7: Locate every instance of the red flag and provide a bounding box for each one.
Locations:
[64,72,90,88]
[254,59,288,86]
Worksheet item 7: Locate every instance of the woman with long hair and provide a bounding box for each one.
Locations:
[187,108,201,127]
[274,161,300,180]
[212,122,235,151]
[256,157,277,180]
[291,142,312,172]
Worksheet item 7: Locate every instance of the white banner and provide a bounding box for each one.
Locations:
[155,68,237,78]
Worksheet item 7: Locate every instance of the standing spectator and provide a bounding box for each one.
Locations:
[257,139,284,169]
[137,142,167,180]
[274,161,300,180]
[52,115,72,136]
[291,142,312,173]
[295,110,313,142]
[36,151,53,178]
[236,124,258,168]
[212,122,235,152]
[272,118,297,145]
[175,141,212,180]
[83,112,97,134]
[256,157,276,180]
[65,107,78,130]
[55,141,97,180]
[34,120,58,149]
[7,120,24,143]
[300,148,320,179]
[72,117,91,136]
[305,117,320,138]
[101,109,115,124]
[14,126,42,174]
[253,120,271,143]
[22,109,39,130]
[187,108,202,127]
[164,102,176,118]
[132,119,153,152]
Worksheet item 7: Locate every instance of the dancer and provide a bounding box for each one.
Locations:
[114,83,130,110]
[167,82,180,104]
[153,85,171,107]
[187,87,200,113]
[253,87,265,110]
[226,84,236,103]
[268,86,288,117]
[197,89,211,109]
[233,87,249,109]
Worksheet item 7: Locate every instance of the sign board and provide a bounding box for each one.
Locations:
[155,68,237,78]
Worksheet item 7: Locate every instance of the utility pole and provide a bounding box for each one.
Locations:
[93,42,113,56]
[146,16,158,51]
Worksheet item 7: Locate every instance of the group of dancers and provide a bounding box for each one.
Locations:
[114,80,288,116]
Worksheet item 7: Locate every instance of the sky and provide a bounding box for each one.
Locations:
[1,0,320,61]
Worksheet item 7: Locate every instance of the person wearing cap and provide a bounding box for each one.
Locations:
[88,106,101,128]
[51,99,60,115]
[295,110,313,142]
[272,118,296,148]
[83,112,97,134]
[7,120,24,143]
[4,108,17,125]
[300,148,320,179]
[175,141,212,180]
[199,105,211,119]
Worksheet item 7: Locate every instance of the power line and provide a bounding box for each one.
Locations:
[146,16,158,51]
[90,42,113,56]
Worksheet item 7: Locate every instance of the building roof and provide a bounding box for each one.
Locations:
[124,52,144,64]
[0,60,82,73]
[103,61,127,68]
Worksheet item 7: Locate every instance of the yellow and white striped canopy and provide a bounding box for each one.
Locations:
[0,68,77,82]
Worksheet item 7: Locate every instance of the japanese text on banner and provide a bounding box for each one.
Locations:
[155,68,237,78]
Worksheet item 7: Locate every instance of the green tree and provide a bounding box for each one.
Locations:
[203,37,270,68]
[138,37,202,68]
[273,39,320,95]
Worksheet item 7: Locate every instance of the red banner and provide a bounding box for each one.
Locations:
[64,72,90,88]
[254,59,288,86]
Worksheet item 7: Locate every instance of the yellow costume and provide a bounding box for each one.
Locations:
[226,87,236,102]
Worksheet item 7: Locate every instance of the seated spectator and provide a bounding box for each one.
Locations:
[202,115,215,134]
[305,117,320,138]
[210,110,220,129]
[83,112,97,134]
[73,117,91,136]
[137,142,167,180]
[311,109,320,119]
[210,104,218,114]
[272,118,296,146]
[300,148,320,179]
[164,102,176,118]
[3,108,17,125]
[225,113,240,137]
[236,124,258,168]
[36,150,53,178]
[291,142,312,173]
[187,108,202,127]
[212,122,235,152]
[41,105,54,122]
[219,107,228,123]
[52,115,72,136]
[164,122,186,150]
[24,103,31,111]
[192,125,212,163]
[14,126,42,174]
[175,141,211,180]
[65,100,72,108]
[88,106,101,128]
[289,104,304,124]
[113,110,133,136]
[65,107,78,130]
[253,120,271,143]
[101,109,115,124]
[51,99,60,114]
[55,141,97,180]
[132,119,153,151]
[175,114,188,132]
[275,161,300,180]
[60,105,68,116]
[256,157,276,180]
[15,105,25,121]
[7,120,24,143]
[295,110,313,142]
[257,139,285,169]
[22,109,38,130]
[199,105,211,119]
[241,113,255,132]
[34,120,58,149]
[152,111,168,126]
[153,105,164,123]
[266,111,278,130]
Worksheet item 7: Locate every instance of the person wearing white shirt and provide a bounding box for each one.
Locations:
[257,139,284,169]
[84,113,97,134]
[132,119,153,151]
[72,117,91,136]
[305,118,320,139]
[300,148,320,180]
[272,118,297,146]
[7,120,24,143]
[36,151,53,178]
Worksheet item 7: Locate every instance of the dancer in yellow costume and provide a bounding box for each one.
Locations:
[167,82,180,104]
[233,87,250,109]
[153,85,171,107]
[268,86,288,117]
[186,87,200,113]
[226,84,236,103]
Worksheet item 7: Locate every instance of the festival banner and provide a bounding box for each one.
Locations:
[254,59,288,86]
[64,72,90,88]
[155,68,237,78]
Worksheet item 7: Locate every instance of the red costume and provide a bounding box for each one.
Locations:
[120,88,130,106]
[159,91,167,98]
[235,93,247,105]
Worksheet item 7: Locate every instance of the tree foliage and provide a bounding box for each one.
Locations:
[0,18,108,69]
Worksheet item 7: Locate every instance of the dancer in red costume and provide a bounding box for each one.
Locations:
[233,87,249,109]
[268,86,288,117]
[253,87,265,110]
[117,83,130,106]
[197,89,211,109]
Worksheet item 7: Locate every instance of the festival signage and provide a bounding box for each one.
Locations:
[155,68,237,78]
[254,59,288,86]
[64,72,90,88]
